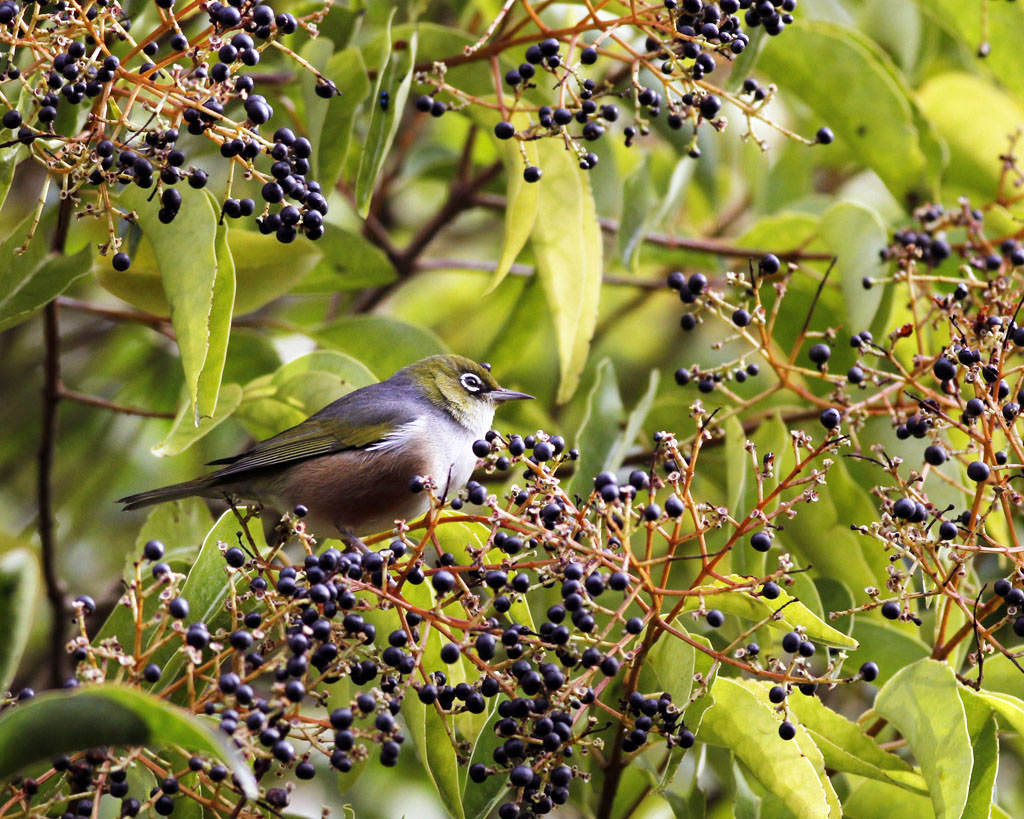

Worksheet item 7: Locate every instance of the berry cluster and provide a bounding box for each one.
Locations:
[0,0,336,268]
[4,414,885,817]
[411,0,829,181]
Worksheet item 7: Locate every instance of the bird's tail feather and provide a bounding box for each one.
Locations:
[118,478,218,511]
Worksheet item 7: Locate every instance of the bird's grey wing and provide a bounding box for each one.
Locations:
[205,382,415,480]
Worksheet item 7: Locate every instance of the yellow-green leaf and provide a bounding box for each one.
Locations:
[531,138,603,403]
[682,574,858,649]
[152,383,243,457]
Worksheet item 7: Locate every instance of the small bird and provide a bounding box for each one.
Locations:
[119,355,532,542]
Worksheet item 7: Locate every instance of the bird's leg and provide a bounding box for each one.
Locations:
[225,494,264,560]
[337,526,371,555]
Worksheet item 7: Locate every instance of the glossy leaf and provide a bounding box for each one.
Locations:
[118,187,234,423]
[682,575,858,649]
[699,678,839,819]
[0,212,91,332]
[354,13,417,217]
[819,202,887,331]
[131,498,214,569]
[152,383,243,457]
[0,686,257,798]
[787,689,926,794]
[758,20,942,204]
[0,85,29,213]
[637,623,696,707]
[531,137,603,403]
[0,549,39,694]
[463,705,508,819]
[846,619,931,687]
[959,689,999,819]
[875,659,973,819]
[319,47,371,187]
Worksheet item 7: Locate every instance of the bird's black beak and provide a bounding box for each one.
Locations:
[491,388,534,403]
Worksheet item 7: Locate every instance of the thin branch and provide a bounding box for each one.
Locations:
[58,388,176,419]
[473,192,834,260]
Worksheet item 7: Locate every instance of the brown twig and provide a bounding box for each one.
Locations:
[58,388,176,419]
[37,198,74,689]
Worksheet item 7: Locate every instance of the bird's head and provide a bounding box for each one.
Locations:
[400,355,533,429]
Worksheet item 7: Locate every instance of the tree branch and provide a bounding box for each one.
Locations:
[58,388,176,419]
[472,192,834,260]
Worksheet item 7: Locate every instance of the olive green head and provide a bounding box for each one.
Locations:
[397,354,532,425]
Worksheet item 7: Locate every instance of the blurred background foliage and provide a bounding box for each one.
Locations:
[3,0,1024,815]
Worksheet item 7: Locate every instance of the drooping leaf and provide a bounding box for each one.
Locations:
[569,358,623,499]
[117,186,234,423]
[0,686,257,798]
[354,12,418,216]
[874,659,973,819]
[151,383,243,457]
[0,549,39,694]
[318,48,372,188]
[787,689,926,795]
[757,20,943,205]
[531,138,603,403]
[681,574,858,649]
[699,678,839,819]
[843,775,936,819]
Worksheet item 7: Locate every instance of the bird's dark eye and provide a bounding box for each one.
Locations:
[460,373,483,392]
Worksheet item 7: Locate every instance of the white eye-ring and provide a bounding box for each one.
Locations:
[461,372,484,392]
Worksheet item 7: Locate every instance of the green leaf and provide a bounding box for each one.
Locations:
[569,358,623,499]
[531,137,603,403]
[132,498,214,568]
[757,20,942,204]
[699,678,839,819]
[785,456,888,598]
[234,350,378,438]
[638,624,695,706]
[0,211,91,332]
[818,202,887,331]
[0,686,257,798]
[917,72,1024,201]
[0,85,29,213]
[846,619,930,687]
[958,690,999,819]
[787,690,926,795]
[118,186,235,423]
[843,775,936,819]
[317,48,372,188]
[154,510,266,700]
[300,36,339,178]
[96,227,319,316]
[466,106,539,293]
[874,659,973,819]
[296,225,397,293]
[463,705,508,819]
[316,315,447,379]
[618,155,653,272]
[354,12,417,217]
[918,0,1024,105]
[151,383,243,457]
[0,549,39,694]
[681,574,858,649]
